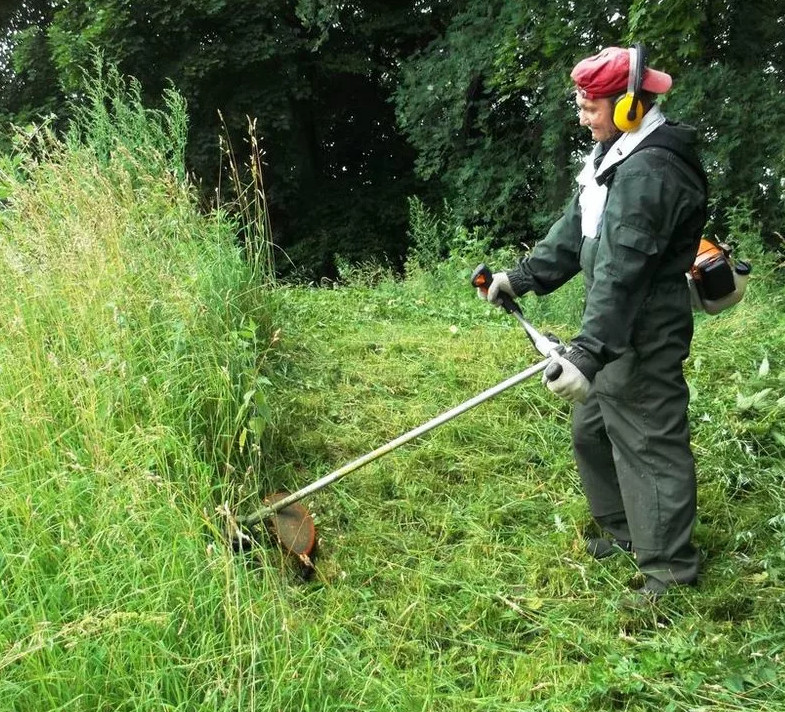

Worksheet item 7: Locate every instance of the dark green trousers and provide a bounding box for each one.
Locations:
[571,334,699,585]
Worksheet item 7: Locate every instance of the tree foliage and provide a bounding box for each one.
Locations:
[1,0,783,274]
[0,0,65,129]
[630,0,785,239]
[394,0,631,243]
[1,1,449,277]
[395,0,785,246]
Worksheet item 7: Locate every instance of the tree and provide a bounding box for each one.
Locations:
[394,0,630,245]
[0,0,451,277]
[0,0,65,138]
[628,0,785,239]
[2,0,783,273]
[395,0,785,248]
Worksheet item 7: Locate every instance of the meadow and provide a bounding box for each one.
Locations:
[1,74,784,711]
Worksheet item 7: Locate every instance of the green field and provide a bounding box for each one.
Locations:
[1,77,785,712]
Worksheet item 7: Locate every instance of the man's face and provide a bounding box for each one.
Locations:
[576,95,620,143]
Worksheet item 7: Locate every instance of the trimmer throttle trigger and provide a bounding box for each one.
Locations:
[470,263,521,315]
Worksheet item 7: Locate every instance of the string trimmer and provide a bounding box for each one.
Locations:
[230,265,563,565]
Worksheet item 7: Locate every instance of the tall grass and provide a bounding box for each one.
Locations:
[0,67,302,711]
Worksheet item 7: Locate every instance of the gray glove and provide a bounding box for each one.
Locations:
[542,347,601,404]
[477,271,515,308]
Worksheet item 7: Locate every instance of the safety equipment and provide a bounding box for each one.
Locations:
[477,271,516,308]
[471,264,565,359]
[473,264,594,405]
[542,352,591,404]
[571,46,672,101]
[613,44,646,132]
[688,238,751,314]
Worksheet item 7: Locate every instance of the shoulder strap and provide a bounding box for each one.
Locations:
[632,128,708,190]
[596,124,707,191]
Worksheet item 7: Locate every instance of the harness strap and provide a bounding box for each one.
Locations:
[596,123,707,192]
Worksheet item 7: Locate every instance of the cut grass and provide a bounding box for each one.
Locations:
[247,263,785,711]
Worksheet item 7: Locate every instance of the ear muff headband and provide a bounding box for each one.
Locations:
[613,44,646,132]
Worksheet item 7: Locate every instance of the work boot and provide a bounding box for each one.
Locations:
[619,577,671,611]
[585,537,633,560]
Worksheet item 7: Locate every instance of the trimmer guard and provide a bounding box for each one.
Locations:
[263,492,316,566]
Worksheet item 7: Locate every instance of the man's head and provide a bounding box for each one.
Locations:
[571,46,672,140]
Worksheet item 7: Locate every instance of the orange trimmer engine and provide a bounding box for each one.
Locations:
[688,238,752,315]
[690,238,736,301]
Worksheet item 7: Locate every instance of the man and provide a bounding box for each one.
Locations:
[481,46,707,601]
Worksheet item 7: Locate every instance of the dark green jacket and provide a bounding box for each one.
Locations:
[507,121,707,368]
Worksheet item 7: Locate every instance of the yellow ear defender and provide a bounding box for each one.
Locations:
[613,44,646,132]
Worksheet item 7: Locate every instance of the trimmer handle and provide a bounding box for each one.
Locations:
[472,262,565,379]
[470,263,522,315]
[544,360,563,381]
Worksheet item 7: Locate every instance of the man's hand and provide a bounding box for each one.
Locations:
[542,347,601,404]
[477,271,515,308]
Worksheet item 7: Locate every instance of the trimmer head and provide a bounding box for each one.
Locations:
[261,492,317,567]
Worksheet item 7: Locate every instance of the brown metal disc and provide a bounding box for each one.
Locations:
[263,492,316,565]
